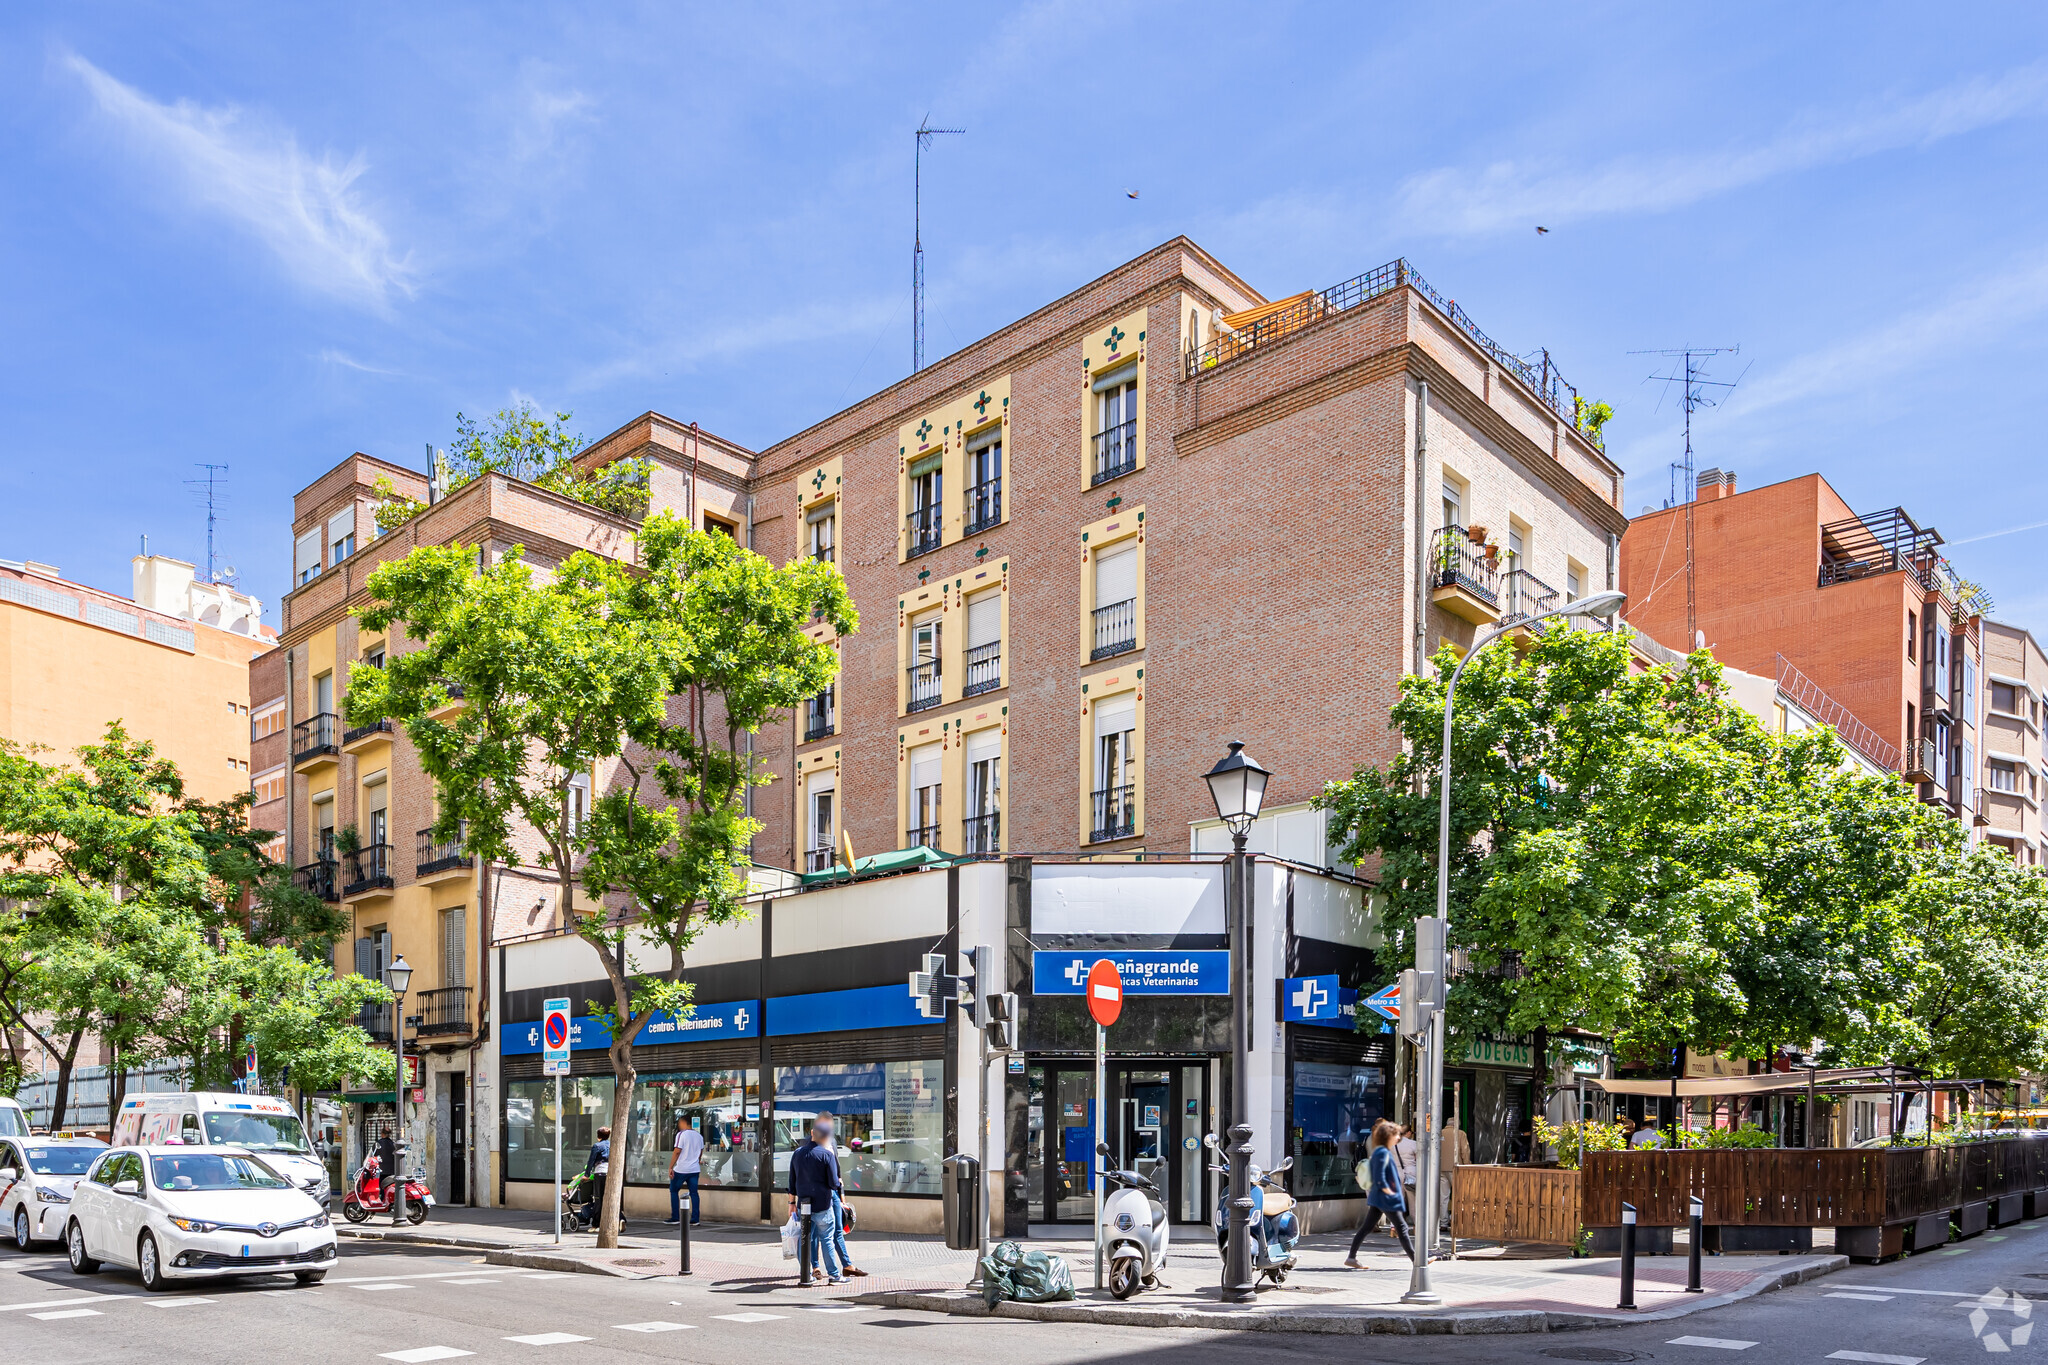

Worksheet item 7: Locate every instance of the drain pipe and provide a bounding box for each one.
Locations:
[1413,379,1431,677]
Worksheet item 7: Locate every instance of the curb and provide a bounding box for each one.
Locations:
[861,1254,1849,1335]
[336,1226,654,1278]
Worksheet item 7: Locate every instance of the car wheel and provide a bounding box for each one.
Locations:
[13,1206,31,1250]
[67,1221,99,1275]
[138,1232,168,1292]
[294,1270,326,1285]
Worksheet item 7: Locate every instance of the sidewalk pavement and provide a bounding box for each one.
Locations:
[338,1205,1846,1333]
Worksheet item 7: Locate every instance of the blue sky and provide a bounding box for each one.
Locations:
[5,5,2048,630]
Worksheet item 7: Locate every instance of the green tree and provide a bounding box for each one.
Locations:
[373,404,651,532]
[1891,843,2048,1077]
[347,511,853,1245]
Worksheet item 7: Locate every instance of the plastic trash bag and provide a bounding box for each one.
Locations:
[980,1240,1076,1306]
[780,1213,802,1261]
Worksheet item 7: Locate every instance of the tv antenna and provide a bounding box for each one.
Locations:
[1631,347,1741,647]
[912,116,963,375]
[184,463,231,584]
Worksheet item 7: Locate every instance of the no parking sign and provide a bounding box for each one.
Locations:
[542,997,571,1077]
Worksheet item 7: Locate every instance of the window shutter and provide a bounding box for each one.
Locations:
[967,593,1000,648]
[806,500,836,525]
[443,908,467,989]
[295,530,322,577]
[965,423,1002,452]
[910,743,942,791]
[1094,693,1137,739]
[1091,361,1137,394]
[353,936,374,978]
[907,452,943,478]
[1095,545,1137,607]
[327,506,356,543]
[965,728,1001,765]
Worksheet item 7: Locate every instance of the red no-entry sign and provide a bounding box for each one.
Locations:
[1086,959,1124,1028]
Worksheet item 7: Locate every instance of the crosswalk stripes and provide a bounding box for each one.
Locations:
[148,1298,214,1307]
[379,1350,474,1363]
[712,1312,787,1323]
[503,1333,591,1346]
[1667,1337,1757,1350]
[1826,1352,1924,1364]
[1824,1292,1894,1301]
[28,1309,101,1320]
[613,1321,694,1332]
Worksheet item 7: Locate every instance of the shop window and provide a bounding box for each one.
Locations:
[504,1075,611,1183]
[622,1071,762,1186]
[773,1060,943,1195]
[1291,1061,1386,1198]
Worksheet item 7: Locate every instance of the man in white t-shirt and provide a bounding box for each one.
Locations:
[666,1115,705,1225]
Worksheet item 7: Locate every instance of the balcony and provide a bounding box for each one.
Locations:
[355,1001,396,1045]
[1430,526,1501,625]
[292,712,339,770]
[1500,569,1561,629]
[341,718,393,753]
[427,684,466,721]
[907,659,943,714]
[342,843,395,899]
[1903,738,1938,784]
[906,503,942,559]
[416,824,473,882]
[1092,420,1137,486]
[804,689,835,742]
[906,823,943,852]
[1090,785,1136,842]
[963,641,1002,698]
[414,986,473,1039]
[964,477,1003,537]
[293,859,338,903]
[1091,598,1137,661]
[805,846,836,874]
[1975,787,1993,827]
[962,811,1001,856]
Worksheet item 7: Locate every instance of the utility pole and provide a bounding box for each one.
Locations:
[186,463,230,582]
[1632,348,1740,647]
[913,117,963,375]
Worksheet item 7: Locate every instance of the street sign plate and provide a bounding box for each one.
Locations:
[1085,959,1123,1028]
[542,997,571,1076]
[1363,982,1401,1022]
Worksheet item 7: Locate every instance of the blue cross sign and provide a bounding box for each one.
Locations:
[1281,974,1360,1029]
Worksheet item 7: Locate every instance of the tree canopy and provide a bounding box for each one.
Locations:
[374,403,651,530]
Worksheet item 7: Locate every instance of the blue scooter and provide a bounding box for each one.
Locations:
[1203,1133,1300,1288]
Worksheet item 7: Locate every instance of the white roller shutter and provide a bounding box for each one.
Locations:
[1095,545,1136,607]
[965,727,1002,765]
[1094,693,1136,739]
[327,506,357,545]
[967,592,1001,648]
[910,743,942,791]
[806,769,836,796]
[295,529,322,579]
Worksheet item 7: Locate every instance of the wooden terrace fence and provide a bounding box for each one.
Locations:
[1450,1165,1581,1246]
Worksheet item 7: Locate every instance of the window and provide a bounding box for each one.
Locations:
[1565,562,1584,603]
[567,771,591,834]
[964,590,1001,697]
[623,1071,762,1186]
[906,457,942,558]
[1292,1062,1385,1198]
[328,507,357,566]
[907,611,942,713]
[505,1074,614,1183]
[908,742,942,849]
[1961,652,1978,726]
[704,514,737,538]
[1091,544,1138,660]
[367,801,388,850]
[965,426,1002,534]
[1505,523,1526,574]
[362,646,385,671]
[1440,474,1465,531]
[773,1060,942,1195]
[252,766,286,804]
[805,685,835,741]
[964,728,1001,855]
[442,906,467,989]
[1091,364,1138,484]
[294,528,322,586]
[1989,760,2018,793]
[806,771,836,872]
[1092,693,1137,841]
[1907,611,1917,662]
[1992,682,2019,714]
[806,502,836,565]
[315,671,334,717]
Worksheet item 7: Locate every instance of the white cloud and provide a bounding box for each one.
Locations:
[318,348,398,375]
[1397,61,2048,237]
[61,50,413,308]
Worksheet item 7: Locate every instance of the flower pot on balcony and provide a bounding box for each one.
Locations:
[1465,525,1489,543]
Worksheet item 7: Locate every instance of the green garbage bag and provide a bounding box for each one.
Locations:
[980,1241,1076,1306]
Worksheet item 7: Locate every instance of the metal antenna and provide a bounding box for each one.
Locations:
[913,116,964,374]
[1631,348,1740,646]
[185,463,231,583]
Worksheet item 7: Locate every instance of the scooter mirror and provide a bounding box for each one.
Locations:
[1095,1141,1111,1156]
[1271,1157,1294,1174]
[1202,1133,1219,1150]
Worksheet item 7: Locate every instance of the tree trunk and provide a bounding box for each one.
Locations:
[49,1030,83,1132]
[600,1043,635,1248]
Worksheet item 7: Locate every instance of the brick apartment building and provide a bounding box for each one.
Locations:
[1980,620,2048,864]
[1620,471,1987,827]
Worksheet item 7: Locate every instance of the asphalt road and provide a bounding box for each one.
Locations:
[5,1221,2047,1364]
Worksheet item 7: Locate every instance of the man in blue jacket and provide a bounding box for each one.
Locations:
[788,1118,844,1285]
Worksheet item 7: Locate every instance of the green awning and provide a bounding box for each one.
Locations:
[797,845,955,886]
[344,1092,397,1105]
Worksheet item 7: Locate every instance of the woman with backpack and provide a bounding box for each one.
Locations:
[1344,1119,1415,1268]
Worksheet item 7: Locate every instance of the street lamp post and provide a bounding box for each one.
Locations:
[1204,741,1272,1306]
[383,953,413,1227]
[1403,591,1626,1306]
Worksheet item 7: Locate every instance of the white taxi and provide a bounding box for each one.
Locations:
[1,1136,107,1248]
[66,1146,335,1290]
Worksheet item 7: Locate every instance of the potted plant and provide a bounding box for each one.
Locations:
[1465,524,1488,543]
[335,823,361,858]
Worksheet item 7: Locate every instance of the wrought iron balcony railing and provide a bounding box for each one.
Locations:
[805,688,835,742]
[906,504,942,559]
[293,859,338,903]
[963,641,1002,697]
[1903,738,1939,784]
[805,846,836,873]
[1090,785,1136,842]
[1092,420,1137,485]
[1500,569,1561,625]
[355,1000,396,1045]
[343,843,394,897]
[906,823,943,852]
[416,824,471,878]
[1431,526,1500,605]
[964,477,1002,536]
[1091,598,1137,661]
[292,712,338,764]
[414,986,473,1038]
[907,660,942,713]
[962,811,1001,856]
[342,718,393,747]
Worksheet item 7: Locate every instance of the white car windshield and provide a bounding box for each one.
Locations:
[150,1153,291,1191]
[0,1108,25,1137]
[202,1111,312,1154]
[22,1146,101,1176]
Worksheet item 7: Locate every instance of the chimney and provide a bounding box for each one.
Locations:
[1696,468,1737,501]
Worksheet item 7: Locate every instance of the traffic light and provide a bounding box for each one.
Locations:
[956,945,992,1026]
[986,990,1020,1052]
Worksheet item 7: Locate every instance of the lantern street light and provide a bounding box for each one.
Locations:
[1404,590,1626,1304]
[1204,740,1273,1305]
[382,953,413,1227]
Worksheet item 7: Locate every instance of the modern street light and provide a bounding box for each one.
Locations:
[1404,590,1626,1305]
[383,953,413,1227]
[1204,740,1272,1305]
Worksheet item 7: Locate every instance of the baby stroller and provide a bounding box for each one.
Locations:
[560,1169,628,1233]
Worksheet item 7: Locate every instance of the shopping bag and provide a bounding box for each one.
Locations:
[779,1213,802,1260]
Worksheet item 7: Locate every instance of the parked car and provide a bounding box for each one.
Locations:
[65,1146,335,1290]
[0,1097,27,1139]
[110,1093,329,1206]
[1,1136,108,1248]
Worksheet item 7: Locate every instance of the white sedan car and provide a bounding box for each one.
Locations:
[66,1146,336,1290]
[1,1136,107,1248]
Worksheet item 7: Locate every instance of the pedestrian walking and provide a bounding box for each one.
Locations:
[665,1114,703,1226]
[788,1118,845,1286]
[584,1126,612,1229]
[828,1135,864,1277]
[1440,1114,1470,1233]
[1344,1120,1416,1268]
[1393,1124,1419,1205]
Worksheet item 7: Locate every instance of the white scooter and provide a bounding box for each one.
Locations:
[1094,1140,1170,1300]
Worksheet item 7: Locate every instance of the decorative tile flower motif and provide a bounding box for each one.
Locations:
[1104,325,1126,352]
[974,390,992,416]
[916,419,933,443]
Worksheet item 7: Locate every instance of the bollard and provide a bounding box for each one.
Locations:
[797,1201,813,1287]
[678,1200,693,1278]
[1617,1202,1639,1310]
[1686,1195,1704,1293]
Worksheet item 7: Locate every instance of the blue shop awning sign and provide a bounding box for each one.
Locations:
[1032,950,1229,996]
[501,999,757,1055]
[1281,974,1360,1030]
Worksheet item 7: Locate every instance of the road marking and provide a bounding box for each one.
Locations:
[1988,1235,2009,1241]
[713,1312,788,1323]
[796,1304,871,1312]
[1667,1338,1757,1350]
[614,1321,695,1332]
[444,1278,501,1285]
[149,1297,215,1307]
[380,1350,475,1363]
[504,1333,591,1345]
[356,1282,413,1291]
[1827,1353,1923,1365]
[1835,1285,1979,1297]
[1939,1247,1972,1255]
[515,1272,569,1280]
[1826,1292,1895,1301]
[332,1271,492,1284]
[0,1296,118,1312]
[30,1308,102,1320]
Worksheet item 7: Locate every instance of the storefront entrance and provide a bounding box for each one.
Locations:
[1025,1060,1211,1225]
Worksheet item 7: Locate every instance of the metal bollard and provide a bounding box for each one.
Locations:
[678,1198,693,1278]
[1686,1195,1704,1293]
[797,1202,813,1286]
[1617,1202,1639,1310]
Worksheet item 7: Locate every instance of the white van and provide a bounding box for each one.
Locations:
[111,1094,328,1205]
[0,1097,26,1138]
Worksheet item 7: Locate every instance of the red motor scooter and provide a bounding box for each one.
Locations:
[341,1152,432,1224]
